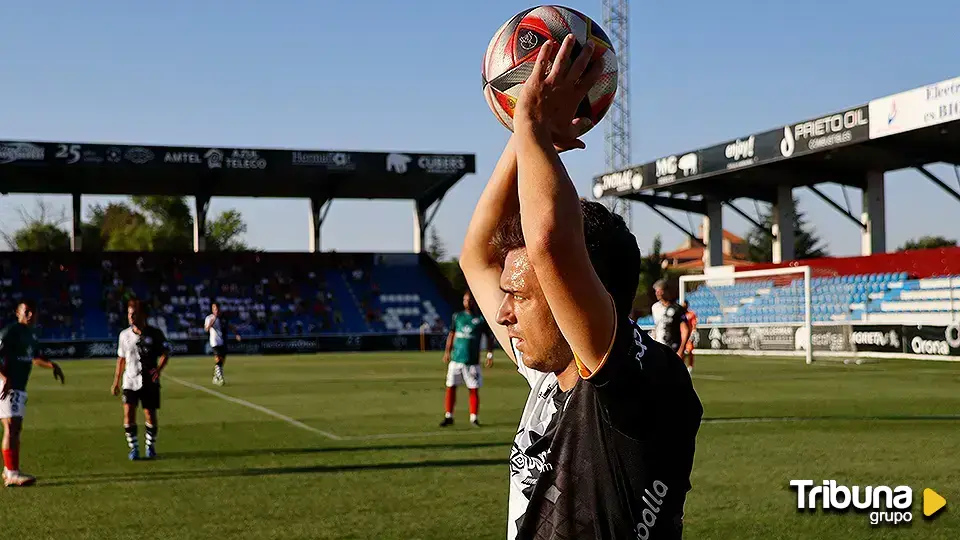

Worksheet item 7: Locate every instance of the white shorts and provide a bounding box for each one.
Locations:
[446,362,482,389]
[0,389,27,419]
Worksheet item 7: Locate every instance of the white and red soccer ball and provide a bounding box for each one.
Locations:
[482,5,619,133]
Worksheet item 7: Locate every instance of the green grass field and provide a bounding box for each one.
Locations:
[3,352,958,539]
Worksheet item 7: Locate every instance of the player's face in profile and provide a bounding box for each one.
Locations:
[496,249,572,373]
[462,293,473,311]
[17,304,35,326]
[212,304,220,316]
[655,287,664,302]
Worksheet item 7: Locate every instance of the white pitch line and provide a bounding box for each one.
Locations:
[346,428,518,441]
[692,374,727,381]
[169,376,343,441]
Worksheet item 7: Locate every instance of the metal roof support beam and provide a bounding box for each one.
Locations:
[916,166,960,204]
[308,197,332,253]
[723,200,766,232]
[806,185,867,230]
[193,193,211,253]
[413,193,447,255]
[703,200,724,267]
[640,201,705,247]
[624,193,707,214]
[861,171,886,255]
[71,193,82,252]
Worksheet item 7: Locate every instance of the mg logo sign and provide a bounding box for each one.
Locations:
[656,156,677,177]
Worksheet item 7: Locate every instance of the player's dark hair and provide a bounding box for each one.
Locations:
[127,298,148,315]
[17,299,36,312]
[211,301,220,309]
[491,199,642,319]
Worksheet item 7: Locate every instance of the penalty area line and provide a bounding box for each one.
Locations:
[168,376,344,441]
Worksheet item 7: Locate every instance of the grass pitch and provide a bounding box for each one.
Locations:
[3,352,958,539]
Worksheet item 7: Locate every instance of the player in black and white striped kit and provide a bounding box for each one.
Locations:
[204,302,238,386]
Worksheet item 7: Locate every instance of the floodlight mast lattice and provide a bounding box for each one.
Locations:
[601,0,632,228]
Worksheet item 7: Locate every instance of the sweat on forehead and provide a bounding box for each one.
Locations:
[502,249,532,291]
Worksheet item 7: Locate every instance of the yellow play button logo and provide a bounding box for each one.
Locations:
[923,488,946,518]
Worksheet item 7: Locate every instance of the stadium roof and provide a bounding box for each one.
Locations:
[0,141,475,207]
[593,75,960,204]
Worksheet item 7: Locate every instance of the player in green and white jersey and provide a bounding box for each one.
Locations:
[0,300,66,487]
[440,290,494,427]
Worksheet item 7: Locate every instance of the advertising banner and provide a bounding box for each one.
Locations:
[869,76,960,139]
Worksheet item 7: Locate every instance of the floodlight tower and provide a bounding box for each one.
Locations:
[601,0,631,227]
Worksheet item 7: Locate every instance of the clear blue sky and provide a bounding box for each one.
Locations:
[1,0,958,257]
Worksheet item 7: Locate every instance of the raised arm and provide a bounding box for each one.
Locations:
[513,36,613,373]
[460,138,521,364]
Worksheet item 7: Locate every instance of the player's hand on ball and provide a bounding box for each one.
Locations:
[515,34,604,150]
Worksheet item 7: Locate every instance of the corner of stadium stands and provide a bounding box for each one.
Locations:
[635,248,960,327]
[0,252,456,341]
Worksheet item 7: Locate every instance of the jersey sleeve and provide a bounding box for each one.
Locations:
[116,333,125,358]
[576,314,703,441]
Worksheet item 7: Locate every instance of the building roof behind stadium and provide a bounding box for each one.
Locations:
[0,141,475,206]
[594,75,960,203]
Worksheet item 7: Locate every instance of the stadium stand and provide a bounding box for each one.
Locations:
[0,252,456,340]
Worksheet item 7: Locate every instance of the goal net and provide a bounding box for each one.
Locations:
[679,266,816,364]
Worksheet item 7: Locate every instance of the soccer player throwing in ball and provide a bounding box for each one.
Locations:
[461,35,702,539]
[112,299,171,460]
[439,290,495,427]
[0,300,65,487]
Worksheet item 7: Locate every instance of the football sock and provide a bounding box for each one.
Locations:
[2,449,19,473]
[124,424,138,450]
[469,389,479,417]
[145,423,158,448]
[444,387,456,417]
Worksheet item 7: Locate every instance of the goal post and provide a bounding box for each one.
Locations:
[679,265,813,364]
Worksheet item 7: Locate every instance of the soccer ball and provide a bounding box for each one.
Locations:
[482,5,618,133]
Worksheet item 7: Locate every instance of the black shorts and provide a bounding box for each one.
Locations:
[122,385,161,410]
[212,345,227,359]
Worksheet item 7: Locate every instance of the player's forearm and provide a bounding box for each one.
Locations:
[113,358,125,385]
[33,358,55,369]
[679,324,691,349]
[461,137,520,272]
[157,355,169,373]
[444,333,455,354]
[513,125,583,263]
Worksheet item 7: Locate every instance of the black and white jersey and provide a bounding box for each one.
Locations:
[117,326,171,391]
[656,302,687,351]
[508,316,703,540]
[204,314,225,347]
